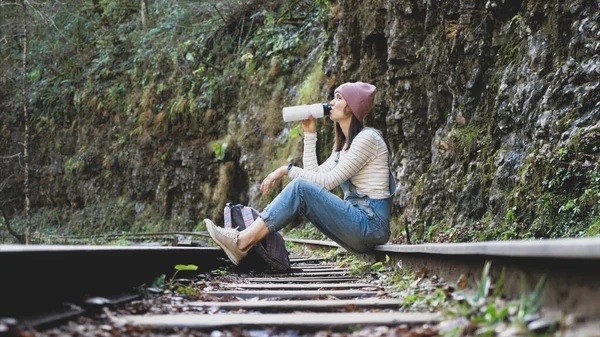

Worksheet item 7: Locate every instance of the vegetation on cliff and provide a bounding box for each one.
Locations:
[0,0,331,240]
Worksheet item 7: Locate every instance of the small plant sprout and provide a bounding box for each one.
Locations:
[168,264,200,297]
[371,254,391,274]
[215,266,230,276]
[443,261,552,336]
[171,264,198,284]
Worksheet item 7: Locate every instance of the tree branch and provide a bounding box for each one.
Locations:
[0,205,25,244]
[209,0,227,24]
[0,153,21,160]
[0,174,15,192]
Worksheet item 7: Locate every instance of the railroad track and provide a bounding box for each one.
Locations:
[113,256,439,334]
[288,237,600,319]
[0,246,439,336]
[1,237,599,335]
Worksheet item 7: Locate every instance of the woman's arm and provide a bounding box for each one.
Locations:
[302,133,338,172]
[302,132,320,171]
[300,116,338,172]
[301,116,318,171]
[289,130,380,190]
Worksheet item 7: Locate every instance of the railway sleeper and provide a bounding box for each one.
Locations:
[23,256,440,336]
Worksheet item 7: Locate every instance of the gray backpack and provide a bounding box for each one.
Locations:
[224,203,291,274]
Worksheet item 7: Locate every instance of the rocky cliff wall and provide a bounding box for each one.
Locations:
[328,0,599,241]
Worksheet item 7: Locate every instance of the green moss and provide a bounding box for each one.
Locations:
[262,77,287,137]
[413,175,425,197]
[508,139,600,239]
[424,218,455,242]
[559,109,579,133]
[298,62,325,104]
[64,155,86,176]
[498,14,527,62]
[389,215,408,242]
[480,127,496,188]
[451,126,478,157]
[410,218,429,243]
[285,222,329,241]
[588,218,600,236]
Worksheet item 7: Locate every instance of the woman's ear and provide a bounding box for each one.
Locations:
[344,105,353,116]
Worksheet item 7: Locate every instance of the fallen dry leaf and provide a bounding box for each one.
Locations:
[457,273,469,290]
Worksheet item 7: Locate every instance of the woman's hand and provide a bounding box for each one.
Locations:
[260,166,288,195]
[301,115,316,134]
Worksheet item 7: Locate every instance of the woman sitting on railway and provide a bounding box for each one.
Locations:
[204,82,396,265]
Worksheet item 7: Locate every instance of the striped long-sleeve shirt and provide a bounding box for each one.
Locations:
[288,129,391,199]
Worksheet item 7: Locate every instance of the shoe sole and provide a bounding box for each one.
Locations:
[205,219,241,266]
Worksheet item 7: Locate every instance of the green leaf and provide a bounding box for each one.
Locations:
[492,266,506,299]
[528,274,547,308]
[176,285,199,296]
[477,261,493,300]
[370,262,384,272]
[151,274,166,290]
[174,264,198,271]
[27,69,41,81]
[193,66,206,75]
[404,294,418,304]
[213,142,228,160]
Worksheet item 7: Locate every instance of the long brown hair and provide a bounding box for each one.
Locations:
[334,113,364,152]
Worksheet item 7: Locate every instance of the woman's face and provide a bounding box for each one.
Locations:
[329,92,352,122]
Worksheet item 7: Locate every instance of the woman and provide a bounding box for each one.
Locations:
[204,82,396,265]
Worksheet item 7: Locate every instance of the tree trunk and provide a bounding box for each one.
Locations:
[1,206,25,244]
[141,0,148,30]
[21,0,31,245]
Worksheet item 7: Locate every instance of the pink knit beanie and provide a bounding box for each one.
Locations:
[335,82,377,121]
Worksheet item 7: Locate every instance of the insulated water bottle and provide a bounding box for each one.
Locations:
[282,103,332,122]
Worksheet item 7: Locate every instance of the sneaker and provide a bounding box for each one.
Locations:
[204,218,247,265]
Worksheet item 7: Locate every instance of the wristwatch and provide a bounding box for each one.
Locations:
[287,163,294,175]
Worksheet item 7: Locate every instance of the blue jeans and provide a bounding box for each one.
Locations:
[260,178,391,253]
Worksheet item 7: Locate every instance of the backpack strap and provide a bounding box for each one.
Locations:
[360,127,397,197]
[241,206,255,228]
[223,204,232,229]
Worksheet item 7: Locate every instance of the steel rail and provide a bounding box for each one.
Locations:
[0,245,226,317]
[373,237,600,259]
[285,236,600,319]
[41,231,211,240]
[3,237,600,332]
